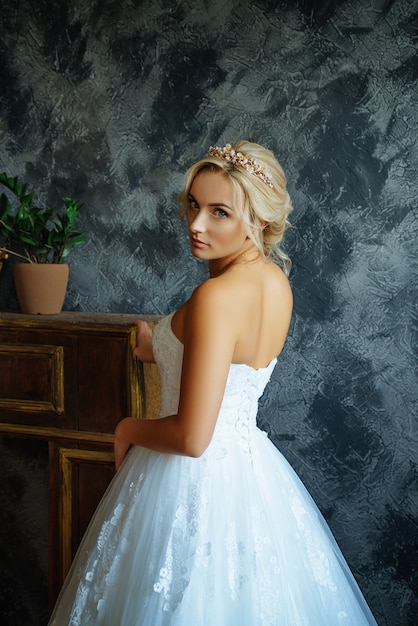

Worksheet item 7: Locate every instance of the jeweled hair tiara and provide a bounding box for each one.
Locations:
[208,144,274,189]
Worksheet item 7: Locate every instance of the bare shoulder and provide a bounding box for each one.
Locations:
[266,262,293,302]
[191,261,292,312]
[186,277,238,326]
[191,274,232,303]
[172,277,237,345]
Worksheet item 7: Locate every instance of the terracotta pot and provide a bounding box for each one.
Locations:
[13,263,69,314]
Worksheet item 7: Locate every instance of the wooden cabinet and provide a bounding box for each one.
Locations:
[0,312,160,614]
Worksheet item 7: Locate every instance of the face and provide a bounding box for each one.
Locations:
[186,170,249,266]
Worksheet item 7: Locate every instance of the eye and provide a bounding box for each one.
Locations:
[187,196,199,211]
[213,208,229,218]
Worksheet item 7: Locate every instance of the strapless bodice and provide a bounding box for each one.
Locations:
[152,313,277,458]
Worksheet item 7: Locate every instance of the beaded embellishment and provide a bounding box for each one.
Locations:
[208,144,274,189]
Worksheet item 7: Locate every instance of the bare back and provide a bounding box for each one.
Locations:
[172,259,292,370]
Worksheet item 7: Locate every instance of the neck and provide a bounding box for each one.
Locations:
[209,245,261,278]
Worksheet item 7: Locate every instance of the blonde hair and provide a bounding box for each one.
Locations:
[179,140,293,275]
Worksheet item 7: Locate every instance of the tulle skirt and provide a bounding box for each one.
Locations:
[49,429,377,625]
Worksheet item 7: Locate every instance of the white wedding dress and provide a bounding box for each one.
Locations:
[49,313,378,625]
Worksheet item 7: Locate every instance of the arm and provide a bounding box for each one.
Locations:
[133,320,155,362]
[114,282,237,469]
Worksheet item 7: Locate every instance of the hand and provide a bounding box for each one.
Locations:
[114,418,134,471]
[133,320,154,362]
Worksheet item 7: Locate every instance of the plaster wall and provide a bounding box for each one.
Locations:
[0,1,417,624]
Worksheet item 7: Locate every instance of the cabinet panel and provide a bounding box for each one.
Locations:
[0,328,78,428]
[76,330,142,432]
[59,446,114,576]
[0,343,64,415]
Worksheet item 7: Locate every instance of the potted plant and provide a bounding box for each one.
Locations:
[0,172,86,314]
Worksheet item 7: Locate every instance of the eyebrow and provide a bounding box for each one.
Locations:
[187,193,233,211]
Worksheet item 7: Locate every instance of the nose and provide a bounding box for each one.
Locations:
[189,211,207,235]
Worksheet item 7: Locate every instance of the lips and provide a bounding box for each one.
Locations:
[191,236,208,249]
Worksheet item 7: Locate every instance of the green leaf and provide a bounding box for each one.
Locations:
[0,173,87,263]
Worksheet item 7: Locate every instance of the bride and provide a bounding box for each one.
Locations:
[49,141,377,626]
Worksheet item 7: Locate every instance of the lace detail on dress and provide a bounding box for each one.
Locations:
[291,495,337,591]
[152,313,183,418]
[225,521,247,600]
[152,470,211,612]
[203,361,276,464]
[67,478,142,625]
[249,504,281,625]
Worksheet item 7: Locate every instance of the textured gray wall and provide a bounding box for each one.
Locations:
[0,1,417,624]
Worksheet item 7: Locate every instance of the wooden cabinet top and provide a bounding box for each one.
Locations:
[0,311,161,331]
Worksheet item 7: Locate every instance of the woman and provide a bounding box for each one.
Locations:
[49,141,377,625]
